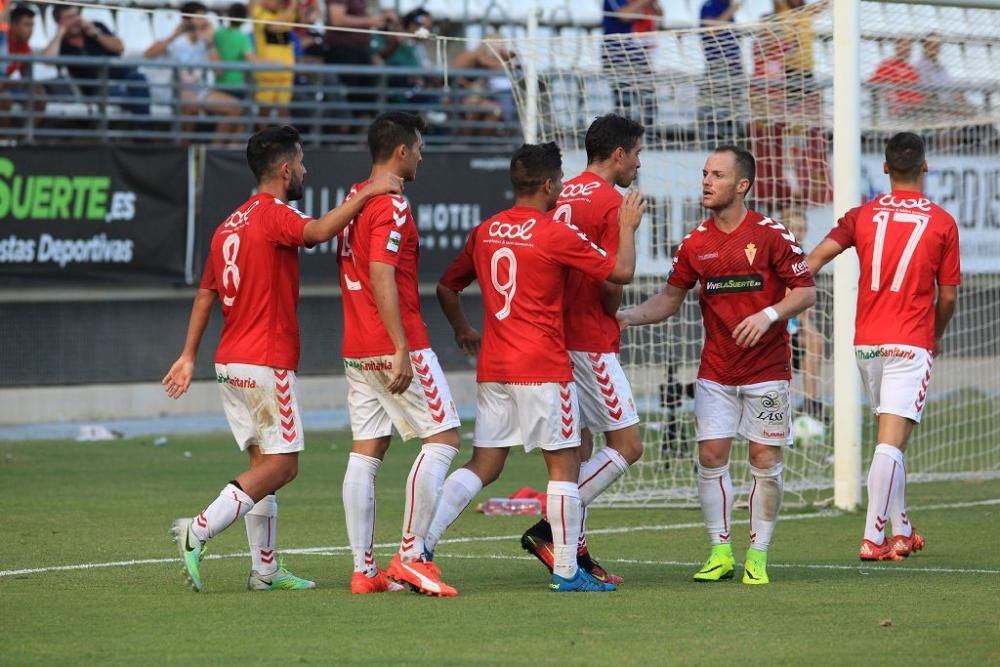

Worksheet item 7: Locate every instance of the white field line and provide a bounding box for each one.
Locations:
[2,498,998,579]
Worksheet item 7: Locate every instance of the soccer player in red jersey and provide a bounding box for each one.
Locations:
[337,112,462,597]
[162,126,402,592]
[519,114,645,586]
[618,146,816,585]
[807,132,960,562]
[426,142,646,593]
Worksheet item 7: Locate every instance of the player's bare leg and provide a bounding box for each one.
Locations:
[744,442,784,585]
[863,414,919,561]
[693,438,736,582]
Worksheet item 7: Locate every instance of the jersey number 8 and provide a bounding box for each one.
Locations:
[221,233,241,306]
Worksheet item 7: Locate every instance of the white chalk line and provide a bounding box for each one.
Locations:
[2,498,998,579]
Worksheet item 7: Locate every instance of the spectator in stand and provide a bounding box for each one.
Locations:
[371,8,431,69]
[869,37,924,119]
[699,0,743,143]
[1,4,46,127]
[451,35,515,136]
[602,0,661,127]
[325,0,397,117]
[43,5,150,115]
[916,32,969,115]
[214,3,256,100]
[145,2,242,141]
[249,0,296,122]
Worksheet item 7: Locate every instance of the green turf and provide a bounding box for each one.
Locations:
[2,432,999,666]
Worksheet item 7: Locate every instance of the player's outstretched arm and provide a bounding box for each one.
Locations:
[437,284,481,357]
[302,173,403,245]
[933,284,958,355]
[617,283,688,330]
[608,190,647,284]
[162,288,217,399]
[370,261,413,394]
[806,238,845,277]
[732,284,817,348]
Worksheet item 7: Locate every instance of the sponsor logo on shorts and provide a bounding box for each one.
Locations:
[855,346,917,361]
[216,374,257,389]
[703,274,764,295]
[763,429,786,439]
[344,359,393,371]
[756,391,785,422]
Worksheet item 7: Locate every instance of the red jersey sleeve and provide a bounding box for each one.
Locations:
[667,237,699,290]
[549,221,615,280]
[439,228,478,292]
[826,207,858,249]
[938,217,962,286]
[199,249,217,291]
[367,196,407,267]
[598,202,620,256]
[769,223,815,288]
[266,200,311,248]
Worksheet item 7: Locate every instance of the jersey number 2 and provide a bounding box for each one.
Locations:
[490,248,517,320]
[870,210,929,292]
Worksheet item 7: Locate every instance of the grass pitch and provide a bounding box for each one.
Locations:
[2,431,999,666]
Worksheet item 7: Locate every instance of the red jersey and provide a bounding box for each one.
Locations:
[439,206,616,383]
[337,181,430,358]
[6,40,29,77]
[200,194,311,370]
[667,209,814,385]
[555,171,623,353]
[826,190,961,350]
[869,57,924,113]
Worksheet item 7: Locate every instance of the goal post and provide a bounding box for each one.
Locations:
[494,0,1000,507]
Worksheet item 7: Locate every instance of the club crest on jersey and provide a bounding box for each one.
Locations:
[703,274,764,295]
[744,242,757,266]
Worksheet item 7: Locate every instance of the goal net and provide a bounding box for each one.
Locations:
[495,0,1000,507]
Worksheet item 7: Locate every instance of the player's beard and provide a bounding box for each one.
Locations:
[287,174,304,202]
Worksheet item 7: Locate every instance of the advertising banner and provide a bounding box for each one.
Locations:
[0,147,189,282]
[198,149,514,283]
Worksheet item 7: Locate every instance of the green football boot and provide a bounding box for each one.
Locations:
[248,558,316,591]
[693,543,735,582]
[171,518,204,592]
[742,547,770,585]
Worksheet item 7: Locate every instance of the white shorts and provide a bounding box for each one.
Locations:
[345,348,461,441]
[215,363,304,454]
[694,378,791,447]
[570,351,640,433]
[473,381,581,452]
[855,345,934,423]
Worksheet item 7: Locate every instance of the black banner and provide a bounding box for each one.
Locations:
[198,149,514,283]
[0,147,189,283]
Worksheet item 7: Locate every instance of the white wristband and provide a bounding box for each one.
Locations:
[762,306,779,323]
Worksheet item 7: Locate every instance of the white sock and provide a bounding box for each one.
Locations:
[890,456,913,538]
[748,463,784,552]
[343,453,381,576]
[577,507,588,556]
[245,494,278,575]
[865,443,905,544]
[697,464,733,545]
[400,443,459,561]
[578,447,630,506]
[191,482,254,542]
[425,467,483,554]
[547,481,583,579]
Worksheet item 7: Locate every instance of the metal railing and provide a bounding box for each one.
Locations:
[0,54,524,147]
